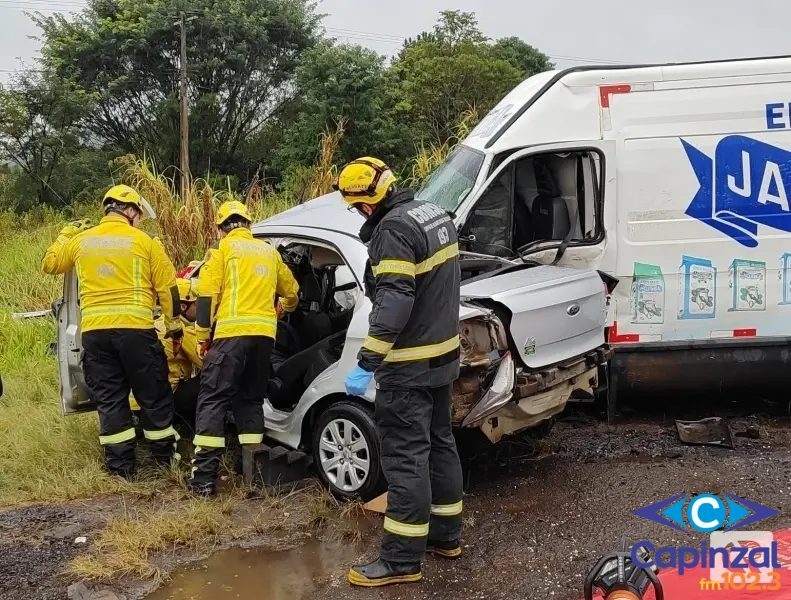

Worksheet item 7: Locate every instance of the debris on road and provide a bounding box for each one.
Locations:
[11,310,51,320]
[734,425,761,439]
[363,493,387,514]
[675,417,735,448]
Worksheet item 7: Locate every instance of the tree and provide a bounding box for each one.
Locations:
[0,72,103,208]
[493,37,554,78]
[391,11,523,144]
[277,43,409,170]
[34,0,320,178]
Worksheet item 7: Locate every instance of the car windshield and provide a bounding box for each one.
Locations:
[416,145,485,213]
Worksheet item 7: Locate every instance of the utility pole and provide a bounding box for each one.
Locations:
[178,11,190,200]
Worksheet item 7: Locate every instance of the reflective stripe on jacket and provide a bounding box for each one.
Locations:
[358,190,461,388]
[195,228,299,341]
[41,214,180,333]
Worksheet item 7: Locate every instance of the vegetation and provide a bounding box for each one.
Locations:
[0,4,554,587]
[0,8,551,209]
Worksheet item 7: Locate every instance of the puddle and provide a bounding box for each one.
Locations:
[147,539,357,600]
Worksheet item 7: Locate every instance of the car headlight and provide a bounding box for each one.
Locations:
[461,352,515,427]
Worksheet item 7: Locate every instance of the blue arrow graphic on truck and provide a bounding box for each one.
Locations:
[683,135,791,247]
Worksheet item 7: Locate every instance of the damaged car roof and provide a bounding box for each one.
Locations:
[253,191,364,238]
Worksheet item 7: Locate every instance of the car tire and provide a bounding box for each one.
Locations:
[312,401,386,501]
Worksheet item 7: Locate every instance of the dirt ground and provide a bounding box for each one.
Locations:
[2,412,789,600]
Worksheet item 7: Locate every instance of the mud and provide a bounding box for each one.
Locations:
[0,503,110,600]
[1,414,789,600]
[146,538,358,600]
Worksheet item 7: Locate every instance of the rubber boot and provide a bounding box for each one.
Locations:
[186,480,216,498]
[347,557,422,587]
[426,539,462,559]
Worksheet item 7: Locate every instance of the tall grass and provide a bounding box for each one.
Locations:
[405,107,479,189]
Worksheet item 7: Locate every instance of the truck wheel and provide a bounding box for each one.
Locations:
[312,401,386,501]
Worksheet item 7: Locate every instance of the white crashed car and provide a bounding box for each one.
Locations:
[56,193,611,500]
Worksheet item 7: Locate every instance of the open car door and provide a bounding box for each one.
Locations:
[55,270,94,414]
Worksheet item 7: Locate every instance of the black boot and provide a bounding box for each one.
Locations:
[186,480,216,498]
[347,557,422,587]
[426,539,462,559]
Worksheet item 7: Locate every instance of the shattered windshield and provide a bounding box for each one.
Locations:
[416,145,485,213]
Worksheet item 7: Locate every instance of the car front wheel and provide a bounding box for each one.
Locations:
[312,401,385,501]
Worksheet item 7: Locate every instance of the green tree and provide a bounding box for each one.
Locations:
[492,37,554,77]
[34,0,320,178]
[278,43,409,169]
[0,72,104,209]
[391,11,524,144]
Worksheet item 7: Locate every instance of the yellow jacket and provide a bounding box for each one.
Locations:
[131,316,202,410]
[154,316,203,388]
[42,214,181,334]
[196,228,299,341]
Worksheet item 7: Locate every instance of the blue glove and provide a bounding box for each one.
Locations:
[345,365,374,396]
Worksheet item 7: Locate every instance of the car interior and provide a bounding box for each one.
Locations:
[268,242,357,410]
[462,150,600,258]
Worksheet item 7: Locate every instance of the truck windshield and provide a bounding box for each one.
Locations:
[416,145,485,213]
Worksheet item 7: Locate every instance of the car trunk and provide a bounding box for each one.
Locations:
[460,264,606,369]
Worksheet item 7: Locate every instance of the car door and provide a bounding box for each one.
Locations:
[454,141,616,274]
[56,270,94,414]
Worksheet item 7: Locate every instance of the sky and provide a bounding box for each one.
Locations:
[0,0,788,82]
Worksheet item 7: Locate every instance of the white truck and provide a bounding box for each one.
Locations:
[416,55,791,411]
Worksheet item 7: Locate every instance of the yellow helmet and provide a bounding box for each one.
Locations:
[216,200,252,226]
[176,278,196,303]
[336,157,397,206]
[103,184,156,219]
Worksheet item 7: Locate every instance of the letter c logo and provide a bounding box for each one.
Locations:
[688,494,726,532]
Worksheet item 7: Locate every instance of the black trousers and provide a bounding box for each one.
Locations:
[82,328,177,475]
[376,384,464,564]
[189,335,273,487]
[173,376,200,435]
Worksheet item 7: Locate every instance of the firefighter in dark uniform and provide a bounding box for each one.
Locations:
[338,157,464,587]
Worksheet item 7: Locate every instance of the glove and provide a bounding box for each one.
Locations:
[58,218,92,239]
[172,335,183,357]
[197,340,212,360]
[345,365,374,396]
[275,298,287,319]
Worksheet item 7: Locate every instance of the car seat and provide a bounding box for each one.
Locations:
[268,330,346,410]
[531,158,570,241]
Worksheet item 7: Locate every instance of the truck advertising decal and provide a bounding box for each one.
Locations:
[729,259,766,312]
[679,256,716,319]
[632,262,665,324]
[682,133,791,248]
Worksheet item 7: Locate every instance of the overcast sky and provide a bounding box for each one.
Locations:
[1,0,788,82]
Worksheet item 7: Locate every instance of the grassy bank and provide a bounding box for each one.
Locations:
[0,216,139,506]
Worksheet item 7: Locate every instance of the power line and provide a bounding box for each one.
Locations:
[0,2,630,67]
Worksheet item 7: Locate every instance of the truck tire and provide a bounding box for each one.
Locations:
[312,401,386,501]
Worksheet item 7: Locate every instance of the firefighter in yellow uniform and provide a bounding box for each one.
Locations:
[187,201,300,496]
[42,185,182,478]
[152,277,204,432]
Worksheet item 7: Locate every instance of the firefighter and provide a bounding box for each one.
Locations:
[187,200,299,496]
[151,277,203,432]
[42,185,182,479]
[337,157,464,587]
